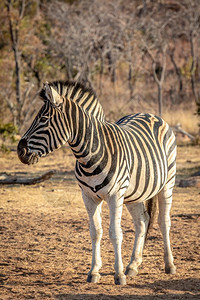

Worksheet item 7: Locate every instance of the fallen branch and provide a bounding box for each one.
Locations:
[0,171,55,185]
[173,123,195,140]
[172,213,200,219]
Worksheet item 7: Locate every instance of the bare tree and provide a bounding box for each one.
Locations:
[3,0,49,132]
[5,0,25,127]
[47,0,132,86]
[152,47,167,117]
[164,0,200,110]
[169,46,183,94]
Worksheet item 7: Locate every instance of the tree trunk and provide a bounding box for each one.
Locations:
[169,49,183,93]
[152,46,167,117]
[6,0,24,128]
[190,31,199,106]
[158,84,163,117]
[152,62,165,117]
[128,63,134,100]
[14,47,22,127]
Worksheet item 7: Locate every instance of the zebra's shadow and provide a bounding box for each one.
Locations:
[55,277,200,299]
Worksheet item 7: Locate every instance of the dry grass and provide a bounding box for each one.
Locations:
[163,107,199,136]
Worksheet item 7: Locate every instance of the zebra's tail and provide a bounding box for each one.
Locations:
[145,195,158,238]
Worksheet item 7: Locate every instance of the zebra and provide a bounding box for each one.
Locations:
[17,81,177,285]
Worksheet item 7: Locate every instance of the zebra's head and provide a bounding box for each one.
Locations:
[17,82,68,165]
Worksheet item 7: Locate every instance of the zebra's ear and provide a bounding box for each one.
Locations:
[43,82,63,106]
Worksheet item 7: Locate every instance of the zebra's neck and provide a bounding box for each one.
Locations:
[65,98,105,165]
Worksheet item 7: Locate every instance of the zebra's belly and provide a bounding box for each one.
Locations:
[124,168,166,203]
[124,181,164,203]
[77,180,116,202]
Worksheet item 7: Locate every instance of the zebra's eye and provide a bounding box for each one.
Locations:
[40,116,49,123]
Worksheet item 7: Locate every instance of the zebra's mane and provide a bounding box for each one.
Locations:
[40,81,105,121]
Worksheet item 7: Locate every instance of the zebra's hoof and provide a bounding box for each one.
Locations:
[87,273,100,283]
[125,267,138,277]
[114,275,126,285]
[165,264,176,274]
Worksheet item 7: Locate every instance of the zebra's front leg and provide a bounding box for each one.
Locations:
[82,192,103,283]
[108,196,126,285]
[125,202,150,277]
[158,187,176,274]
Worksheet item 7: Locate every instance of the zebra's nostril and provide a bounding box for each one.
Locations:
[20,148,27,157]
[17,138,27,153]
[17,138,39,165]
[17,138,29,161]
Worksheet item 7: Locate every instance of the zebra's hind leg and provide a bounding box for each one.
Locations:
[158,186,176,274]
[108,195,126,285]
[82,192,103,283]
[125,202,150,277]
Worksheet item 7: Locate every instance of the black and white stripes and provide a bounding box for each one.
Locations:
[18,81,177,285]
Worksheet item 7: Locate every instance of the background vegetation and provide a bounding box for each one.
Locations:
[0,0,200,137]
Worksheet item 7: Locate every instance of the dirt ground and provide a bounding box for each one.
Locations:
[0,144,200,299]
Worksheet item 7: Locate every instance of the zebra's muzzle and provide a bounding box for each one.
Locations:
[17,138,39,165]
[26,152,39,165]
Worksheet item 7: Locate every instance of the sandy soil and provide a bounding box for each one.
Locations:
[0,145,200,299]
